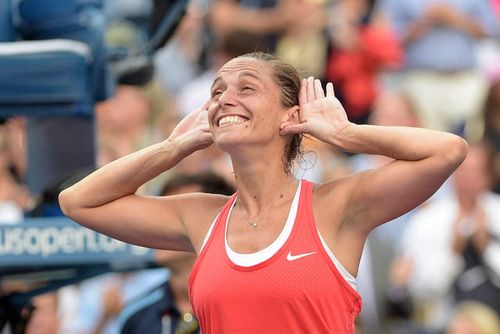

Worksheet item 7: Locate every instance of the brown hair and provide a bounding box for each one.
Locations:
[483,80,500,140]
[235,52,303,174]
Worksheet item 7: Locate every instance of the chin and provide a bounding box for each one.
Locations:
[214,135,244,152]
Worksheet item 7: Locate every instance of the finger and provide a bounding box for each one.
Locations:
[201,99,210,110]
[307,76,315,101]
[326,82,335,98]
[299,79,307,106]
[280,122,308,136]
[200,131,214,143]
[314,79,324,98]
[279,121,292,131]
[197,132,214,150]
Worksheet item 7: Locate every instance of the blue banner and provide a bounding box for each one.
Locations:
[0,217,155,268]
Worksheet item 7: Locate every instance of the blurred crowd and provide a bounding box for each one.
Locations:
[1,0,500,333]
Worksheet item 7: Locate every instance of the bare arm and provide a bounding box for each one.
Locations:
[280,78,468,234]
[330,123,467,232]
[279,78,466,275]
[59,103,219,251]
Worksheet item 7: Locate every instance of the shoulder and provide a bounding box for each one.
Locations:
[177,192,232,216]
[156,192,231,210]
[310,173,366,229]
[311,170,370,207]
[173,192,233,250]
[162,192,232,224]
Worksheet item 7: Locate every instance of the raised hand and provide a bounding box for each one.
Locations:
[169,101,214,155]
[279,77,351,144]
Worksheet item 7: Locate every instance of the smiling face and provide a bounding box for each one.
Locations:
[208,57,286,149]
[207,54,302,173]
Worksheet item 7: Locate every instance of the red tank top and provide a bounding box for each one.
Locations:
[189,179,362,333]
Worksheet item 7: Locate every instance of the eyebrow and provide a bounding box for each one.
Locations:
[238,71,262,82]
[210,71,263,91]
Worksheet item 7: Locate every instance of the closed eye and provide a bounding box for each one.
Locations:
[211,89,223,99]
[241,86,254,93]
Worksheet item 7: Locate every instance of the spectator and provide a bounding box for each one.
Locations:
[382,0,497,132]
[276,0,327,79]
[0,292,61,334]
[494,0,500,19]
[63,270,167,334]
[154,0,208,96]
[209,0,313,52]
[394,143,500,331]
[25,292,60,334]
[325,0,403,124]
[0,121,32,223]
[96,85,154,161]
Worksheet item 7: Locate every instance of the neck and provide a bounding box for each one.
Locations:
[223,134,296,212]
[233,161,296,216]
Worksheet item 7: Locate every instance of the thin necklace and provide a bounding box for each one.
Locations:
[238,178,295,228]
[246,218,259,228]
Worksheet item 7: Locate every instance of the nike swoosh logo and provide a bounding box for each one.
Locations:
[286,251,317,261]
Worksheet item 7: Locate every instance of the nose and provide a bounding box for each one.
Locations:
[218,87,237,108]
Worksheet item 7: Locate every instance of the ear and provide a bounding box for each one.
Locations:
[281,105,300,125]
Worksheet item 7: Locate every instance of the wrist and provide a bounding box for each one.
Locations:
[166,130,209,160]
[329,122,355,149]
[159,137,188,164]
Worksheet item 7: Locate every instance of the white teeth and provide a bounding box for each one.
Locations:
[218,116,247,126]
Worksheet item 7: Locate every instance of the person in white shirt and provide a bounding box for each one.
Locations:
[394,142,500,331]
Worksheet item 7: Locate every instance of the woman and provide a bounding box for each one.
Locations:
[59,52,468,333]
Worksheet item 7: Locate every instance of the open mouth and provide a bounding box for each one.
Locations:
[217,115,248,127]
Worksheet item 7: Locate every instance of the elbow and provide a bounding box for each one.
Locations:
[453,136,469,163]
[58,188,75,217]
[444,135,469,168]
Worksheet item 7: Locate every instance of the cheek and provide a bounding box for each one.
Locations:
[207,102,217,119]
[207,104,219,128]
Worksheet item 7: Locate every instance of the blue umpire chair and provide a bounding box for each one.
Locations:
[0,0,106,195]
[0,0,189,332]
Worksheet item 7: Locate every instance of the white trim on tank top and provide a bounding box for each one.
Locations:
[199,179,357,289]
[317,230,357,289]
[224,179,302,267]
[199,211,220,252]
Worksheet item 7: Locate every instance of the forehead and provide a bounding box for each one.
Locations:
[214,58,275,83]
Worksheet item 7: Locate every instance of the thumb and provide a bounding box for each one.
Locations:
[279,122,308,136]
